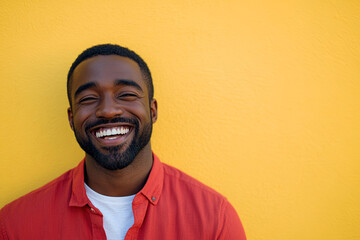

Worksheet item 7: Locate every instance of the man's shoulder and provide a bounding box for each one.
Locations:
[0,167,74,216]
[161,162,225,202]
[0,164,90,239]
[155,161,246,239]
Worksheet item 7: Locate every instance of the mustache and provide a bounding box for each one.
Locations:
[85,117,139,132]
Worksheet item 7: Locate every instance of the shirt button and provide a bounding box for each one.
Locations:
[90,208,95,212]
[151,196,156,201]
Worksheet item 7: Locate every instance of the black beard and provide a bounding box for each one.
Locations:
[74,117,152,170]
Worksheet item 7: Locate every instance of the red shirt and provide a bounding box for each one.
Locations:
[0,154,246,239]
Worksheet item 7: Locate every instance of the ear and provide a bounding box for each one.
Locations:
[67,107,74,131]
[150,99,158,123]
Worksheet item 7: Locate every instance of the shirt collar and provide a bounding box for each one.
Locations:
[138,153,164,205]
[69,153,164,207]
[69,159,89,207]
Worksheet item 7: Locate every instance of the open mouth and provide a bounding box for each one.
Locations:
[90,125,133,145]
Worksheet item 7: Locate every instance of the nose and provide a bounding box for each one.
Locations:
[95,95,123,118]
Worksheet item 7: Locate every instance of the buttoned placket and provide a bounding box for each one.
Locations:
[87,204,107,240]
[124,193,150,240]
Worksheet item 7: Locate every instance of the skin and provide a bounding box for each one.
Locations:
[67,55,157,196]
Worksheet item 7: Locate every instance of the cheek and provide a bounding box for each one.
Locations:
[125,103,151,120]
[72,110,91,130]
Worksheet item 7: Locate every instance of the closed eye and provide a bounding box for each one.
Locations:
[117,93,138,100]
[78,96,98,104]
[120,93,137,97]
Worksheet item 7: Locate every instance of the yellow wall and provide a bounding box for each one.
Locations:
[1,1,359,239]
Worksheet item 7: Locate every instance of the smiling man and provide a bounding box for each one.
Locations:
[0,44,246,240]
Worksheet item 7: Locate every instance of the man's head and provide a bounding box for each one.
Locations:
[67,44,157,171]
[67,44,154,107]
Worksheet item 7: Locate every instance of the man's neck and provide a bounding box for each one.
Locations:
[84,144,153,197]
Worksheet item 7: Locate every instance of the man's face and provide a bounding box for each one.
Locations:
[67,55,157,170]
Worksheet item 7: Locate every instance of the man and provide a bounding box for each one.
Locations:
[0,44,246,239]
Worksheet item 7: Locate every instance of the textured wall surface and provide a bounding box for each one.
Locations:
[0,1,359,239]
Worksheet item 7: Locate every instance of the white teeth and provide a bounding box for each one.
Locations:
[95,126,130,138]
[121,127,129,134]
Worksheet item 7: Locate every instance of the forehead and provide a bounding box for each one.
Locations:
[70,55,145,95]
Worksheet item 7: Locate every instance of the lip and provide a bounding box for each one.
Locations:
[89,123,135,147]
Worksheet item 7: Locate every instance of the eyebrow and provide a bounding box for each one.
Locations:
[74,82,97,98]
[115,79,143,92]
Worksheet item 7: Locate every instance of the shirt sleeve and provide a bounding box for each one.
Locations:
[216,199,247,240]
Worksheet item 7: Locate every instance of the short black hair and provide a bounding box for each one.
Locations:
[67,44,154,106]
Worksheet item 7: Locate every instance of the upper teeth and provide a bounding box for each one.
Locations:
[95,127,130,138]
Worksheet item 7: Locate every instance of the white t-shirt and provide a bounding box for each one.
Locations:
[85,183,135,240]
